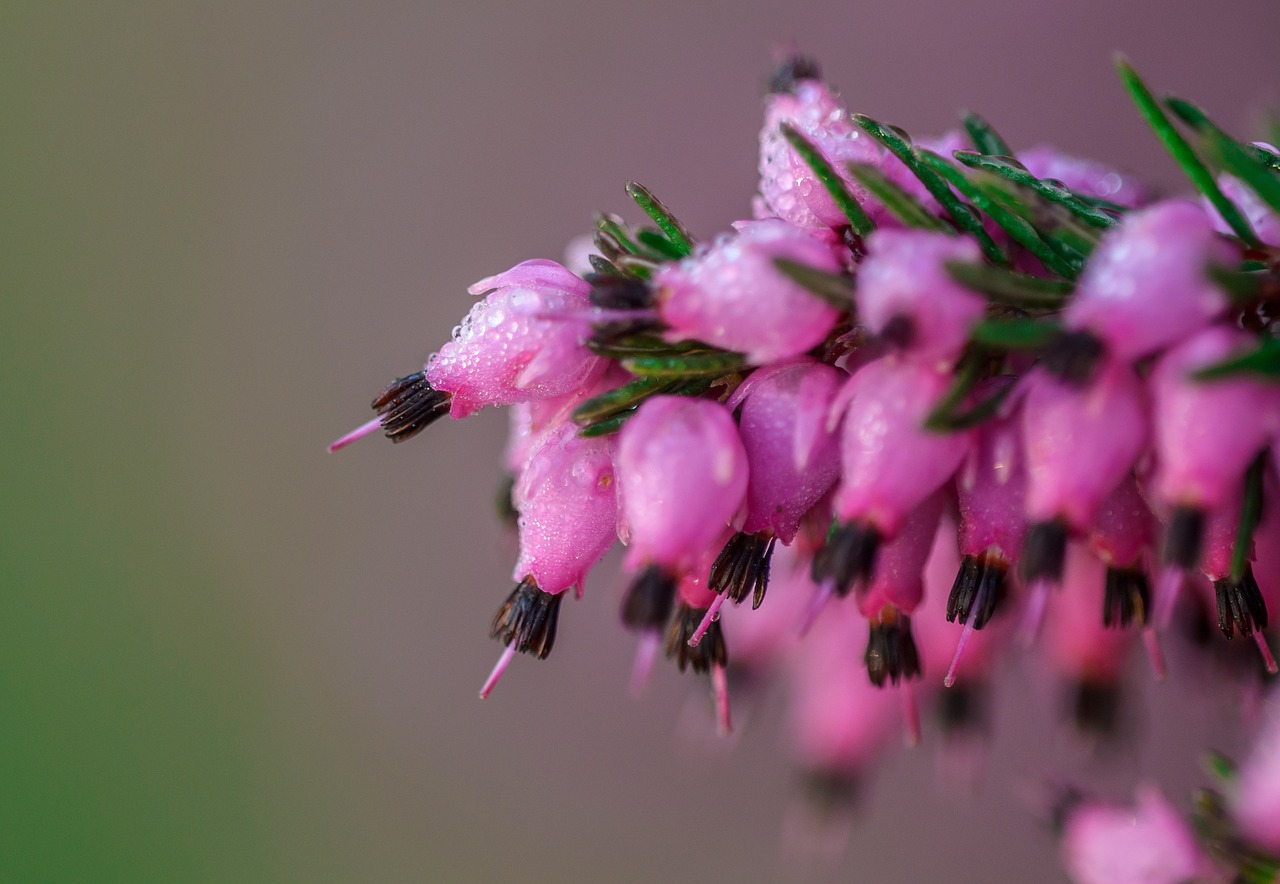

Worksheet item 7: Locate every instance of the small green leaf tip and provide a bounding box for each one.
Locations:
[625,182,695,256]
[779,122,875,236]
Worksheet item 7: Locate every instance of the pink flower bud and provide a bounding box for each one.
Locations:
[616,396,749,573]
[1232,694,1280,853]
[655,220,842,364]
[1151,325,1279,514]
[1062,787,1221,884]
[1019,145,1149,209]
[855,230,987,365]
[426,260,603,418]
[734,358,845,541]
[957,386,1029,562]
[832,357,970,536]
[1205,142,1280,247]
[864,490,946,618]
[757,80,880,230]
[510,424,618,595]
[1022,359,1148,533]
[1065,201,1237,362]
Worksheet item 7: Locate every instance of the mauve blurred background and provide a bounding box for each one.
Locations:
[3,1,1278,881]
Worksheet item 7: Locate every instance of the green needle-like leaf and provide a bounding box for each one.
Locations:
[923,359,1014,432]
[954,151,1118,229]
[961,111,1014,157]
[1164,96,1280,216]
[845,161,949,231]
[853,113,1008,265]
[1193,337,1280,380]
[622,350,745,378]
[1115,56,1259,245]
[625,182,695,256]
[1232,453,1267,583]
[773,257,856,308]
[1207,265,1270,305]
[969,316,1063,350]
[578,412,633,438]
[944,260,1073,309]
[779,122,875,236]
[572,376,673,424]
[635,228,688,261]
[917,149,1080,278]
[1204,750,1237,783]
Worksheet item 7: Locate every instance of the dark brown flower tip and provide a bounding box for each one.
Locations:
[877,314,916,350]
[1039,329,1105,388]
[1161,505,1205,570]
[586,272,653,310]
[1070,678,1121,737]
[864,610,921,688]
[1019,519,1068,585]
[621,565,677,632]
[372,370,451,443]
[947,551,1009,629]
[1103,565,1151,629]
[812,521,882,598]
[767,55,823,95]
[489,578,563,660]
[937,683,989,737]
[665,604,729,674]
[1213,565,1269,639]
[710,531,778,609]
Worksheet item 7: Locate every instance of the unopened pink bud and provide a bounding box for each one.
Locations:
[655,219,843,364]
[1066,201,1237,362]
[856,230,986,365]
[757,80,880,230]
[616,396,749,572]
[957,385,1029,561]
[427,260,603,418]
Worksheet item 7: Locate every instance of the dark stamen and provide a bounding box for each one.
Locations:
[710,531,778,608]
[1161,506,1205,570]
[864,610,921,687]
[938,683,988,737]
[1213,564,1269,639]
[1102,565,1150,628]
[372,371,451,443]
[947,551,1009,628]
[588,319,665,349]
[1071,679,1121,736]
[813,521,882,597]
[878,314,916,350]
[1019,520,1068,584]
[666,604,729,673]
[1040,330,1105,387]
[587,272,653,310]
[621,565,677,632]
[798,770,860,814]
[767,55,823,94]
[489,578,563,659]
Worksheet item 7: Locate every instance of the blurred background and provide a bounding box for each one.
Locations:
[3,1,1278,881]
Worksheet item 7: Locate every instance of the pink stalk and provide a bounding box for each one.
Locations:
[478,643,517,699]
[711,664,733,735]
[689,592,729,647]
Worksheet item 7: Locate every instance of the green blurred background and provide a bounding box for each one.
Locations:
[2,2,1277,881]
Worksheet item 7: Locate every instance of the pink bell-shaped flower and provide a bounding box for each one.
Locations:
[757,77,880,231]
[1231,692,1280,854]
[479,424,618,698]
[855,229,987,366]
[821,356,970,595]
[1061,786,1223,884]
[1064,200,1237,363]
[655,219,843,365]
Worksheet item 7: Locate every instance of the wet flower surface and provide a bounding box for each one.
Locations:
[332,53,1280,883]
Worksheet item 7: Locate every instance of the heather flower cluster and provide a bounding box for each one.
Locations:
[333,55,1280,881]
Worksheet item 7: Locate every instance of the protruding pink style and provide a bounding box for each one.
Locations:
[832,357,970,536]
[757,79,880,230]
[511,424,617,594]
[426,259,604,418]
[855,230,986,366]
[655,219,842,364]
[1151,325,1279,514]
[734,358,844,541]
[1019,145,1149,208]
[1021,359,1148,532]
[616,396,750,573]
[1065,200,1237,362]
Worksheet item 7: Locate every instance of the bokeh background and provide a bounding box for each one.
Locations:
[4,1,1279,881]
